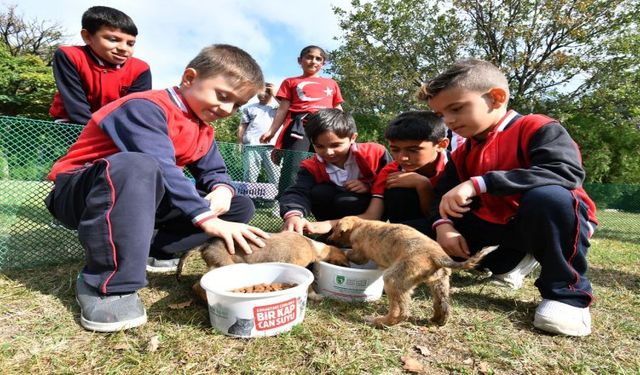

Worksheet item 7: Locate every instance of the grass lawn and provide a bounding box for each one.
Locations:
[1,182,639,374]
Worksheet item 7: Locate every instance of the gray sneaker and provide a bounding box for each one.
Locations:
[75,274,147,332]
[146,257,180,273]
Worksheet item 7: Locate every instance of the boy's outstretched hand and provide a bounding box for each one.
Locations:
[305,220,334,234]
[385,171,429,189]
[439,180,476,218]
[199,218,269,255]
[435,223,470,259]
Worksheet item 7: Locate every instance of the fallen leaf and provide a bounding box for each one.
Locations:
[463,357,474,365]
[169,300,193,309]
[415,345,431,357]
[401,355,424,373]
[147,335,160,352]
[477,361,490,374]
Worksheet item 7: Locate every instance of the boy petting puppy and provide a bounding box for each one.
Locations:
[45,45,269,332]
[279,108,392,234]
[421,59,598,337]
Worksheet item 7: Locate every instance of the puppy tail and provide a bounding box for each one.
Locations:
[436,245,499,270]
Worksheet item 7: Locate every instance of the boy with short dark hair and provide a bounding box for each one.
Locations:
[420,59,598,336]
[49,6,152,124]
[306,110,449,235]
[45,44,268,332]
[279,108,392,234]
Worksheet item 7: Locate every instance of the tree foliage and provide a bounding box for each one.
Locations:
[0,43,56,119]
[330,0,640,113]
[0,5,64,119]
[0,4,65,64]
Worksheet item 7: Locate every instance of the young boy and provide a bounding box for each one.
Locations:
[44,44,268,332]
[49,6,152,125]
[421,59,598,337]
[307,111,449,235]
[279,108,392,234]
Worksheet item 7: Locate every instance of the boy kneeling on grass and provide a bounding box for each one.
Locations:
[45,45,269,332]
[421,59,598,337]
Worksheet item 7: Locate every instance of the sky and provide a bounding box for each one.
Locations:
[7,0,352,91]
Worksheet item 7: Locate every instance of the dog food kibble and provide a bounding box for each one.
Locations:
[231,283,296,293]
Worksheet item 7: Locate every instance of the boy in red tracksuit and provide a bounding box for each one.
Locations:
[45,45,267,333]
[421,59,598,337]
[49,6,151,125]
[306,110,450,235]
[279,108,392,234]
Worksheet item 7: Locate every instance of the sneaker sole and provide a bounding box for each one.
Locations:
[145,265,178,273]
[76,297,148,333]
[533,315,591,337]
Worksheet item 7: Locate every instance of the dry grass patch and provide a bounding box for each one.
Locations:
[1,216,639,374]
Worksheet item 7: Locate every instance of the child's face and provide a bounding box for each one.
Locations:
[180,70,256,123]
[312,131,357,168]
[298,49,325,76]
[388,139,443,173]
[81,26,136,65]
[428,87,505,140]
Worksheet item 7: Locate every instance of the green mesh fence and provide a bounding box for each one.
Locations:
[0,115,638,270]
[0,115,312,270]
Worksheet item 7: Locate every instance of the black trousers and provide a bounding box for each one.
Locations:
[45,152,254,294]
[405,185,595,308]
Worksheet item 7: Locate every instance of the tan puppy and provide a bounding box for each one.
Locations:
[177,231,350,301]
[328,216,497,327]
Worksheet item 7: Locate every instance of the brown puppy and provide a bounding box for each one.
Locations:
[328,216,497,327]
[177,231,350,301]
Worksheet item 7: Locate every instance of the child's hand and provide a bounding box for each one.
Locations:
[435,223,470,259]
[305,220,334,234]
[204,187,233,216]
[199,218,269,255]
[439,180,476,219]
[344,179,370,193]
[385,172,430,189]
[283,215,307,235]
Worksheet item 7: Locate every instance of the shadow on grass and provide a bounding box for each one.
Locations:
[588,266,639,292]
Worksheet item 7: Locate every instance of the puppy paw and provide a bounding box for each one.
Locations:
[307,290,325,302]
[429,315,448,326]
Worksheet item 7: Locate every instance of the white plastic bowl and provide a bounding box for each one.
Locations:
[200,262,314,338]
[313,257,384,302]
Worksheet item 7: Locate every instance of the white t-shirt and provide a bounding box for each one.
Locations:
[240,102,278,145]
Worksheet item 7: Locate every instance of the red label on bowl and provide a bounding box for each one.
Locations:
[253,298,297,331]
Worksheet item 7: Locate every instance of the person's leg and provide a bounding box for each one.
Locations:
[45,152,164,331]
[149,194,255,257]
[261,146,281,185]
[515,186,593,336]
[243,146,260,183]
[309,184,370,220]
[384,188,422,223]
[277,130,312,195]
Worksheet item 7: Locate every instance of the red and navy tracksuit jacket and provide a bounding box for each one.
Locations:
[280,143,392,218]
[429,110,597,227]
[49,45,151,125]
[48,87,232,226]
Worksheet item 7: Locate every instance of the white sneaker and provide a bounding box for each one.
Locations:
[491,253,539,289]
[533,299,591,336]
[146,257,179,273]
